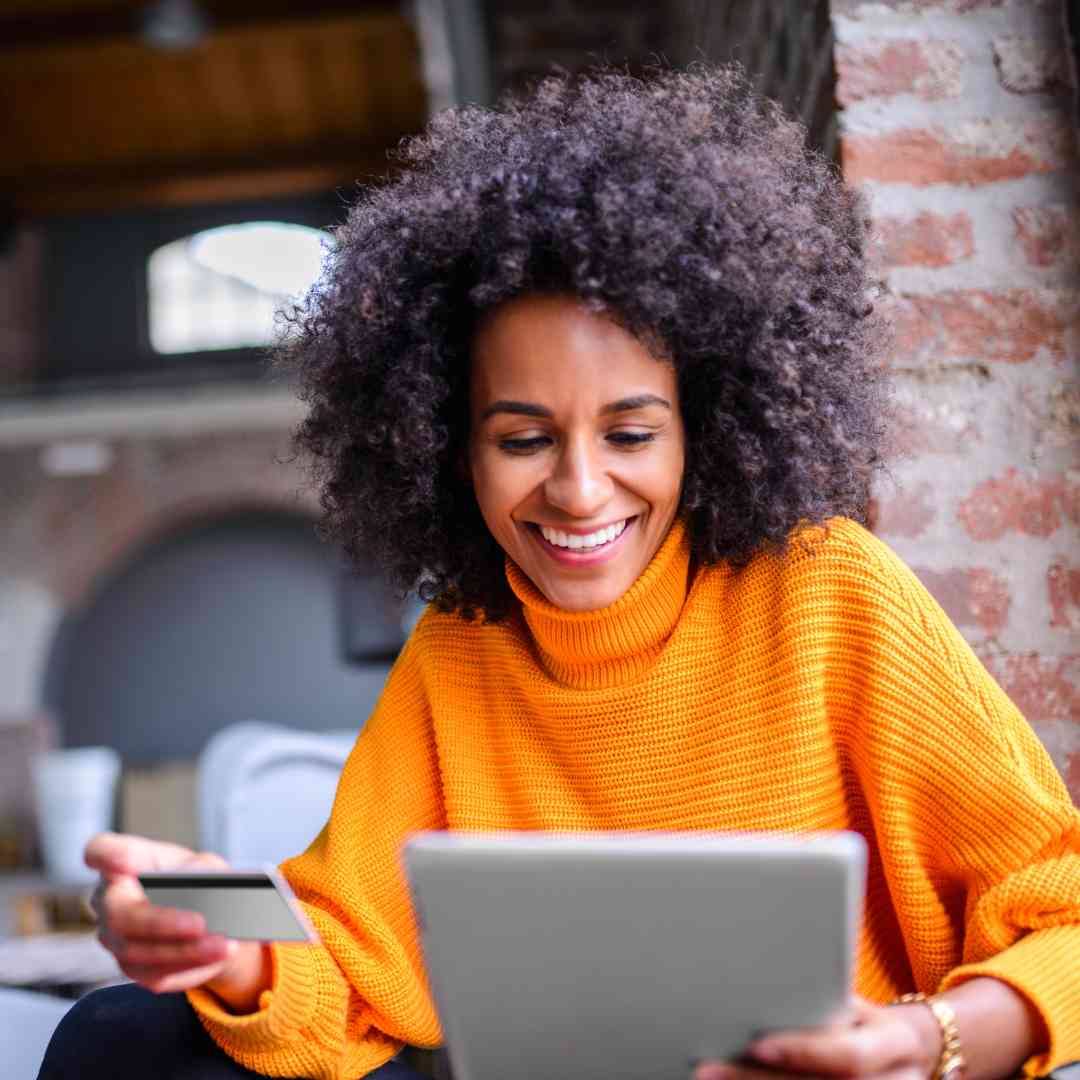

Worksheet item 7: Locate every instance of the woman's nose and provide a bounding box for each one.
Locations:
[543,440,614,517]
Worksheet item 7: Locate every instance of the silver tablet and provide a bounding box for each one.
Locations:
[403,831,866,1080]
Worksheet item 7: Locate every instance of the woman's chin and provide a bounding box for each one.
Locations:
[531,569,635,612]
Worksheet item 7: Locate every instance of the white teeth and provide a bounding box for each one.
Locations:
[539,519,628,550]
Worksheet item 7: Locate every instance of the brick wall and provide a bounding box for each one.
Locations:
[0,431,312,609]
[832,0,1080,801]
[0,428,315,724]
[3,3,1077,808]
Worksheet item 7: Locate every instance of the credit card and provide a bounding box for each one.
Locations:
[138,865,319,943]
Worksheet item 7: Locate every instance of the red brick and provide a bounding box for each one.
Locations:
[977,653,1080,727]
[842,117,1072,186]
[835,40,963,105]
[915,566,1010,635]
[873,482,936,538]
[888,289,1070,366]
[993,36,1069,95]
[875,211,974,268]
[1013,205,1080,270]
[1048,562,1080,629]
[957,467,1077,541]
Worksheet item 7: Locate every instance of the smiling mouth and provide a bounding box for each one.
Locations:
[529,517,636,554]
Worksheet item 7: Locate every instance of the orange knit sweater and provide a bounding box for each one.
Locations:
[189,518,1080,1079]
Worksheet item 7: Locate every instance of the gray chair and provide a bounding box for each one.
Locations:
[197,721,356,866]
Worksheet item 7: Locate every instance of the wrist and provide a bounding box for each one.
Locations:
[205,941,272,1014]
[895,1001,945,1078]
[894,993,966,1080]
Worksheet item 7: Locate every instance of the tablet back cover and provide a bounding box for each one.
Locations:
[404,832,865,1080]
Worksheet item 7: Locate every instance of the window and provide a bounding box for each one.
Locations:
[147,223,331,355]
[37,193,344,395]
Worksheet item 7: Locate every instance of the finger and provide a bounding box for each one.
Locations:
[106,898,206,941]
[85,833,205,878]
[181,851,229,871]
[89,880,106,923]
[98,924,222,970]
[96,876,148,939]
[100,877,199,939]
[748,1014,922,1077]
[695,1063,921,1080]
[694,1061,833,1080]
[114,934,230,971]
[125,958,231,995]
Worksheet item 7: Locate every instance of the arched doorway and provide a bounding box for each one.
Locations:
[44,510,407,764]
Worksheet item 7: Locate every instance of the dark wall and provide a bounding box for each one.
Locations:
[44,510,409,764]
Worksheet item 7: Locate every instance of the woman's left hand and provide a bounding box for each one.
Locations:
[694,997,941,1080]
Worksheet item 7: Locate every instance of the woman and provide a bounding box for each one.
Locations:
[42,67,1079,1080]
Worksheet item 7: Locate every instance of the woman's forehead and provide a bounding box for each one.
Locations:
[470,295,677,409]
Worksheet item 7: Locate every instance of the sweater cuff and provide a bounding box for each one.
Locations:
[187,942,346,1072]
[938,925,1080,1077]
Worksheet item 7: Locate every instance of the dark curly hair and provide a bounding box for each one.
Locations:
[288,64,888,620]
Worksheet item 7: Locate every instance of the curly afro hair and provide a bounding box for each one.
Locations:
[289,64,889,620]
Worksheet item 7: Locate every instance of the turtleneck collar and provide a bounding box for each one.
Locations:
[504,518,692,690]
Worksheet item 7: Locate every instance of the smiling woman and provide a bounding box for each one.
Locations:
[284,63,884,624]
[467,295,685,612]
[48,64,1080,1080]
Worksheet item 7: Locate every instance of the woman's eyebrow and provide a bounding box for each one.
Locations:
[600,394,671,414]
[479,400,553,422]
[479,394,671,422]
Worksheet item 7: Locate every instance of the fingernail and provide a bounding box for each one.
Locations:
[694,1066,730,1080]
[750,1041,782,1065]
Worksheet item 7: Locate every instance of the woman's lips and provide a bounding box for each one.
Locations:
[529,516,637,567]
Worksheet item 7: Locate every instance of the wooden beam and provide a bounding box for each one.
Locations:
[5,149,406,216]
[0,14,427,184]
[0,0,398,51]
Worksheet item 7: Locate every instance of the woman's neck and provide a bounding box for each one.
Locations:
[505,519,693,690]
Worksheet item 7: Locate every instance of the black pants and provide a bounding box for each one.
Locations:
[38,982,431,1080]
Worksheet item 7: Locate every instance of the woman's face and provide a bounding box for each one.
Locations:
[468,294,685,612]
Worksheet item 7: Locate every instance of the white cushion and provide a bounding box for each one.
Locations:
[197,723,356,867]
[0,986,73,1080]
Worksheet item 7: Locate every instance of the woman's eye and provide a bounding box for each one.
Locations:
[607,432,655,447]
[498,436,551,453]
[496,432,654,453]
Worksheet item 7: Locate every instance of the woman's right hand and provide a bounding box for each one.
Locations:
[85,832,270,1011]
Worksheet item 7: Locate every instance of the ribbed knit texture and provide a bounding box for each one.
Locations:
[190,518,1080,1079]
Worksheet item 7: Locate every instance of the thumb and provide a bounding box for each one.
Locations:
[85,832,203,879]
[181,850,230,871]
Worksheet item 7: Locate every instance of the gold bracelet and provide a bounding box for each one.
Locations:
[894,992,966,1080]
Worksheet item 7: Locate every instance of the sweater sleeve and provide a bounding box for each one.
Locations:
[835,527,1080,1076]
[186,627,446,1080]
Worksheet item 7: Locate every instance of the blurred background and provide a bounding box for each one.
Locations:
[0,0,840,863]
[0,0,1076,1024]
